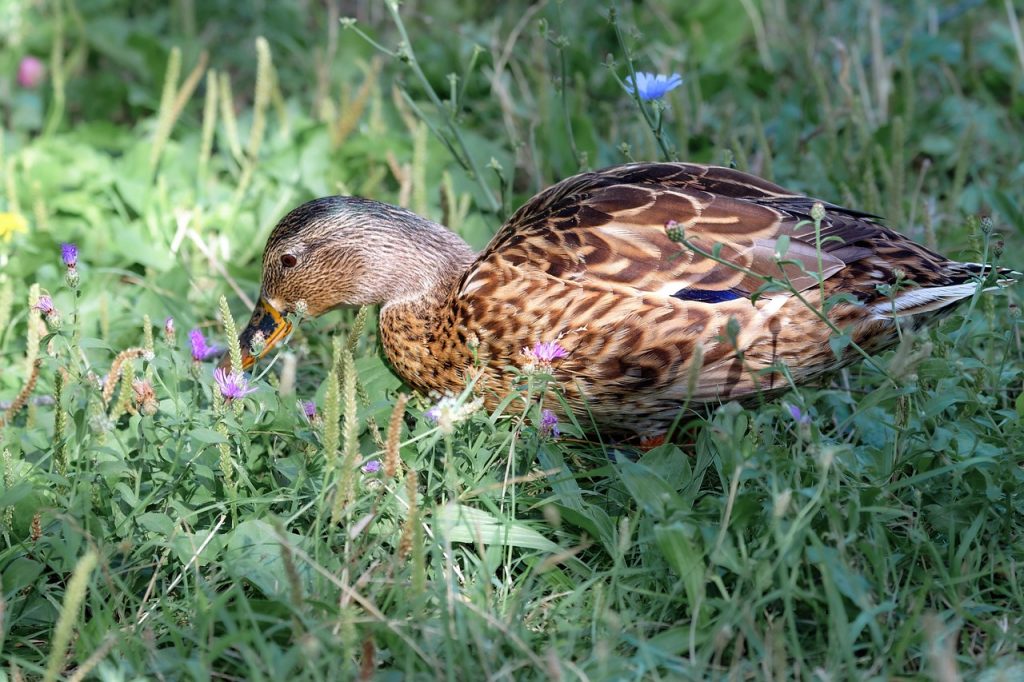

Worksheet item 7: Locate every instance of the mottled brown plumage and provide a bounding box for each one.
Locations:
[234,162,1016,434]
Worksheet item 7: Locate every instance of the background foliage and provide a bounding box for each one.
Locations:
[1,0,1023,679]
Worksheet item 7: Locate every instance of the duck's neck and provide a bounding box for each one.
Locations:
[370,212,476,311]
[372,210,477,393]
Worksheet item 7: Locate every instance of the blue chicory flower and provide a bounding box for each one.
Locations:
[624,72,683,101]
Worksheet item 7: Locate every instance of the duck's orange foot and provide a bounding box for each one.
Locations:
[638,434,667,451]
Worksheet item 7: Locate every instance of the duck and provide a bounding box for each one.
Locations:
[231,162,1017,435]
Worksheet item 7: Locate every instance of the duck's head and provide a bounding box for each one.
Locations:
[232,196,474,370]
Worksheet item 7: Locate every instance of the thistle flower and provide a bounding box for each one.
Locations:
[33,295,54,315]
[17,56,45,89]
[521,340,569,374]
[424,395,484,435]
[60,242,78,268]
[33,295,62,331]
[624,72,682,101]
[213,367,257,402]
[189,328,221,362]
[361,459,381,474]
[539,409,560,438]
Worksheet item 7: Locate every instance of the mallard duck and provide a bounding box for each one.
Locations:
[232,163,1016,434]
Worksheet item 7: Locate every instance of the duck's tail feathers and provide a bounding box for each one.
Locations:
[869,263,1019,319]
[959,262,1022,290]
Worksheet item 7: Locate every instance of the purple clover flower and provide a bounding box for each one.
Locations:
[624,72,683,101]
[33,295,54,315]
[361,459,381,474]
[301,400,317,420]
[213,367,257,401]
[60,242,78,268]
[189,328,221,362]
[539,409,560,438]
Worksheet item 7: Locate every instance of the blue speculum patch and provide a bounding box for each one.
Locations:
[672,287,745,303]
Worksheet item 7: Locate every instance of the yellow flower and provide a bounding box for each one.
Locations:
[0,212,29,243]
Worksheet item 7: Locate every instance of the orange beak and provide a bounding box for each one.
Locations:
[223,296,292,371]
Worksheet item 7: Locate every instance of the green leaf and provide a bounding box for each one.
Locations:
[136,512,174,536]
[434,503,565,554]
[653,522,705,605]
[222,520,314,597]
[189,427,228,444]
[616,458,685,520]
[829,333,853,358]
[0,481,33,508]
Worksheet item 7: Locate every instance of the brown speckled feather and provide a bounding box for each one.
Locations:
[424,163,1001,432]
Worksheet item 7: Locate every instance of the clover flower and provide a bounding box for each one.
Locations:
[213,367,257,402]
[424,395,484,435]
[361,459,381,474]
[189,328,221,362]
[539,409,560,438]
[624,72,682,101]
[521,340,569,374]
[17,56,45,89]
[300,399,318,423]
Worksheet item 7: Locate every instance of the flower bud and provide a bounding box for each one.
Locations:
[163,317,176,345]
[810,202,826,222]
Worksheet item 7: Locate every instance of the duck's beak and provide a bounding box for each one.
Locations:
[224,296,292,371]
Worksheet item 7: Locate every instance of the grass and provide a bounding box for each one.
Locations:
[1,0,1023,679]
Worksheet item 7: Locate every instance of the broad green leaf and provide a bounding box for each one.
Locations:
[433,503,564,554]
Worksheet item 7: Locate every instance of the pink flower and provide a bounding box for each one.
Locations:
[213,368,257,401]
[189,328,221,362]
[17,56,45,89]
[521,340,569,374]
[33,295,54,315]
[529,341,568,362]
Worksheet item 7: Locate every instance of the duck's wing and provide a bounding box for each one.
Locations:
[460,162,889,302]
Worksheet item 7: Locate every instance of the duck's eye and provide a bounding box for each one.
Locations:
[280,254,298,268]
